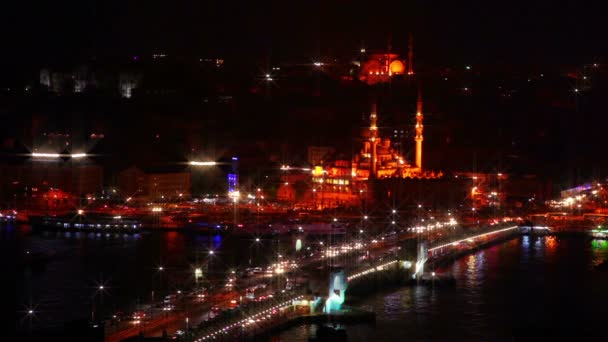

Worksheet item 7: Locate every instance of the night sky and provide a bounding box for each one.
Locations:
[6,0,605,72]
[2,0,607,186]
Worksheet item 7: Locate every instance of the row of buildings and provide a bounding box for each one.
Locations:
[0,161,193,207]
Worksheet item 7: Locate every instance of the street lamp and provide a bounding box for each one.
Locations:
[185,317,189,336]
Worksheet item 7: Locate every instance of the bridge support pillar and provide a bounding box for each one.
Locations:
[414,242,428,279]
[324,269,347,313]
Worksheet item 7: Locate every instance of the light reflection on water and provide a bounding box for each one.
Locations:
[278,235,608,341]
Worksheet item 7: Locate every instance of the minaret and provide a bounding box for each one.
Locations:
[370,103,379,177]
[407,32,414,75]
[414,89,423,170]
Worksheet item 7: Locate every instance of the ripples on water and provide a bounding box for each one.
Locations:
[277,235,608,341]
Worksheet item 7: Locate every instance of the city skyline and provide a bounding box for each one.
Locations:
[8,2,608,341]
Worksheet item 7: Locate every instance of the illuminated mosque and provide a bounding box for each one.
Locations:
[307,91,442,208]
[359,53,407,85]
[358,33,414,85]
[352,93,438,179]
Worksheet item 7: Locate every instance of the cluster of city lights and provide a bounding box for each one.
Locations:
[488,217,518,225]
[197,295,305,341]
[280,165,311,171]
[347,260,399,282]
[225,274,237,288]
[561,194,587,207]
[265,260,298,276]
[409,218,458,233]
[549,183,604,208]
[321,242,365,258]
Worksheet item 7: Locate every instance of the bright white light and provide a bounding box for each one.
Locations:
[229,191,240,202]
[190,161,216,166]
[71,153,87,158]
[313,62,322,67]
[32,152,60,158]
[209,250,214,255]
[77,209,84,215]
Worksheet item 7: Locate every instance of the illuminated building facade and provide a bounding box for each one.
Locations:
[117,166,191,199]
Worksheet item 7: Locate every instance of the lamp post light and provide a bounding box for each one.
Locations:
[24,307,36,336]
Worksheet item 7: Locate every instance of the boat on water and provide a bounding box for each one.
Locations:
[30,212,141,233]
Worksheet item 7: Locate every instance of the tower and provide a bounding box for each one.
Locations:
[415,89,423,170]
[370,103,379,177]
[407,32,414,75]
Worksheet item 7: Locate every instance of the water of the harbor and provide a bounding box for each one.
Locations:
[276,235,608,341]
[11,220,608,340]
[11,222,320,335]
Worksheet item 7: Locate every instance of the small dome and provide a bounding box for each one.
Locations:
[389,60,405,74]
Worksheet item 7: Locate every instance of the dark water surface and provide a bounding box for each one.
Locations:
[11,222,307,334]
[276,235,608,341]
[11,221,608,340]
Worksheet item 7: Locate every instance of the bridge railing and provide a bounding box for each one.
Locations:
[427,221,519,251]
[192,286,307,340]
[345,258,401,282]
